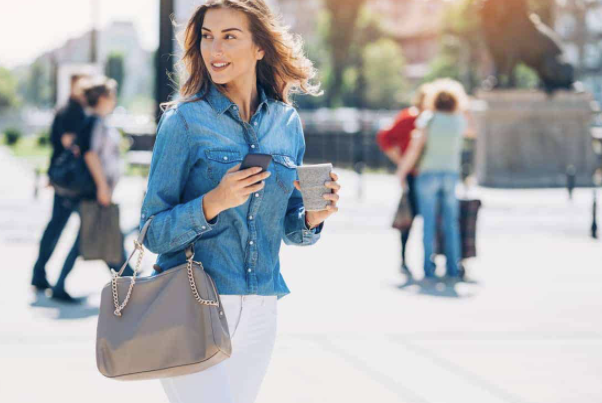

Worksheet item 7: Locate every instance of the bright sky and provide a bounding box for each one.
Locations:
[0,0,159,68]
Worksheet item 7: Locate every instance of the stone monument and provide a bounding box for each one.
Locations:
[474,90,598,188]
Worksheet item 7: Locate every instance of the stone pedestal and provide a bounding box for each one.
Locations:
[474,90,598,188]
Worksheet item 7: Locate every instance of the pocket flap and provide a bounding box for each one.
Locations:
[206,149,243,163]
[272,154,296,169]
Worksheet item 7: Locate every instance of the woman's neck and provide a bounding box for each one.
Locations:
[224,76,259,122]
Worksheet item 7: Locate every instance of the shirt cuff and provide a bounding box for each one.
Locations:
[303,213,324,234]
[190,195,219,235]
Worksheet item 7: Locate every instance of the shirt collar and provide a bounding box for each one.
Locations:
[204,82,270,116]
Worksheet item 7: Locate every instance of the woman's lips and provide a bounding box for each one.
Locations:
[211,62,231,72]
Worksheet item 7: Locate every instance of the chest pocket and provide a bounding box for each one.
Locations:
[272,154,297,194]
[206,149,243,186]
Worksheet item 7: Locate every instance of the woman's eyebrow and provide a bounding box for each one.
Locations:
[201,27,243,33]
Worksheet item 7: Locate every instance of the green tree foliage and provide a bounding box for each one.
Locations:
[105,52,125,99]
[0,66,19,110]
[362,39,407,109]
[300,4,406,109]
[515,63,539,88]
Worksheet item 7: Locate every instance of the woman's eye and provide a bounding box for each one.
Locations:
[202,34,212,40]
[225,34,236,40]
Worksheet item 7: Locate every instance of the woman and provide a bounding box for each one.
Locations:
[397,79,469,279]
[139,1,341,402]
[376,84,429,275]
[51,77,134,302]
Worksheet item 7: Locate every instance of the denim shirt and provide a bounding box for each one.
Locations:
[139,84,324,298]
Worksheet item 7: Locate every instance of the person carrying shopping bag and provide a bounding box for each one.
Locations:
[31,74,89,292]
[138,1,341,402]
[51,77,134,302]
[397,79,471,280]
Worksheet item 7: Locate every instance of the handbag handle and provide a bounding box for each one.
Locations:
[110,216,219,317]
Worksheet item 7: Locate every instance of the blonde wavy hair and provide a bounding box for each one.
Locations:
[424,79,469,113]
[168,0,321,108]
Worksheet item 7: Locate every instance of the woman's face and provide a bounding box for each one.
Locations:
[96,92,116,116]
[200,8,264,86]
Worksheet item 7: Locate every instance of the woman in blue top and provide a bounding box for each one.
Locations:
[139,1,341,401]
[397,79,471,279]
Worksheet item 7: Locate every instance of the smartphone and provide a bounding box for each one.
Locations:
[239,153,272,172]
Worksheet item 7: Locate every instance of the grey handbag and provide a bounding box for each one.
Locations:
[80,201,123,265]
[96,217,232,381]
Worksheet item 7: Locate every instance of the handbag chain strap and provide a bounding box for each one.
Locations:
[110,218,219,317]
[111,240,143,317]
[187,258,220,307]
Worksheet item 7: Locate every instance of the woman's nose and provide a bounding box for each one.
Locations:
[211,40,224,56]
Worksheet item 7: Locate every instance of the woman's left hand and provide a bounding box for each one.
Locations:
[294,171,341,229]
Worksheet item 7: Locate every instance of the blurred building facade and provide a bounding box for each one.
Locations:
[554,0,602,103]
[33,21,154,109]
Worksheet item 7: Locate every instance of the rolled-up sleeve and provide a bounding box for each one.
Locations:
[282,112,324,246]
[139,108,218,254]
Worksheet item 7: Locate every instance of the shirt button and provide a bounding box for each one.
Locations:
[255,193,259,197]
[249,215,253,220]
[201,226,206,230]
[223,156,228,161]
[249,241,254,245]
[251,144,256,149]
[248,268,252,273]
[253,122,258,126]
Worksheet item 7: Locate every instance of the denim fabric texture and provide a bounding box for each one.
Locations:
[415,172,461,277]
[140,84,324,298]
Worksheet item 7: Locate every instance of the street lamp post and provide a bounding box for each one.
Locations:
[590,128,602,238]
[156,0,175,122]
[90,0,99,63]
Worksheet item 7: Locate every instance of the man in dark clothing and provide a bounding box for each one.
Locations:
[31,75,88,293]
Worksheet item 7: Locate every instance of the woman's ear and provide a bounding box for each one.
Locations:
[256,47,265,61]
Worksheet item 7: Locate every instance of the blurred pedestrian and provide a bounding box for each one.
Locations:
[397,79,470,279]
[51,77,134,302]
[31,74,89,292]
[376,84,430,275]
[138,1,338,401]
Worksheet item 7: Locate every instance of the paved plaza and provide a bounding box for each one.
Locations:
[0,147,601,403]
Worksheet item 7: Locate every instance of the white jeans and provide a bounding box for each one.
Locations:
[160,295,278,403]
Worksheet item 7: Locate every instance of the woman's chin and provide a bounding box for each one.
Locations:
[209,73,231,85]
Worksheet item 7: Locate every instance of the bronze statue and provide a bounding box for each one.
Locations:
[481,0,574,91]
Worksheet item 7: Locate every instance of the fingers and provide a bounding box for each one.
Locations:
[241,181,265,195]
[231,166,265,181]
[330,171,339,181]
[294,180,300,190]
[227,163,242,173]
[239,171,270,188]
[323,193,339,203]
[325,180,341,193]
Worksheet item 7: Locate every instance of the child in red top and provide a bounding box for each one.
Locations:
[376,84,430,274]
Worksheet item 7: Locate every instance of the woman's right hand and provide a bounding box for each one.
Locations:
[97,184,112,207]
[204,164,271,217]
